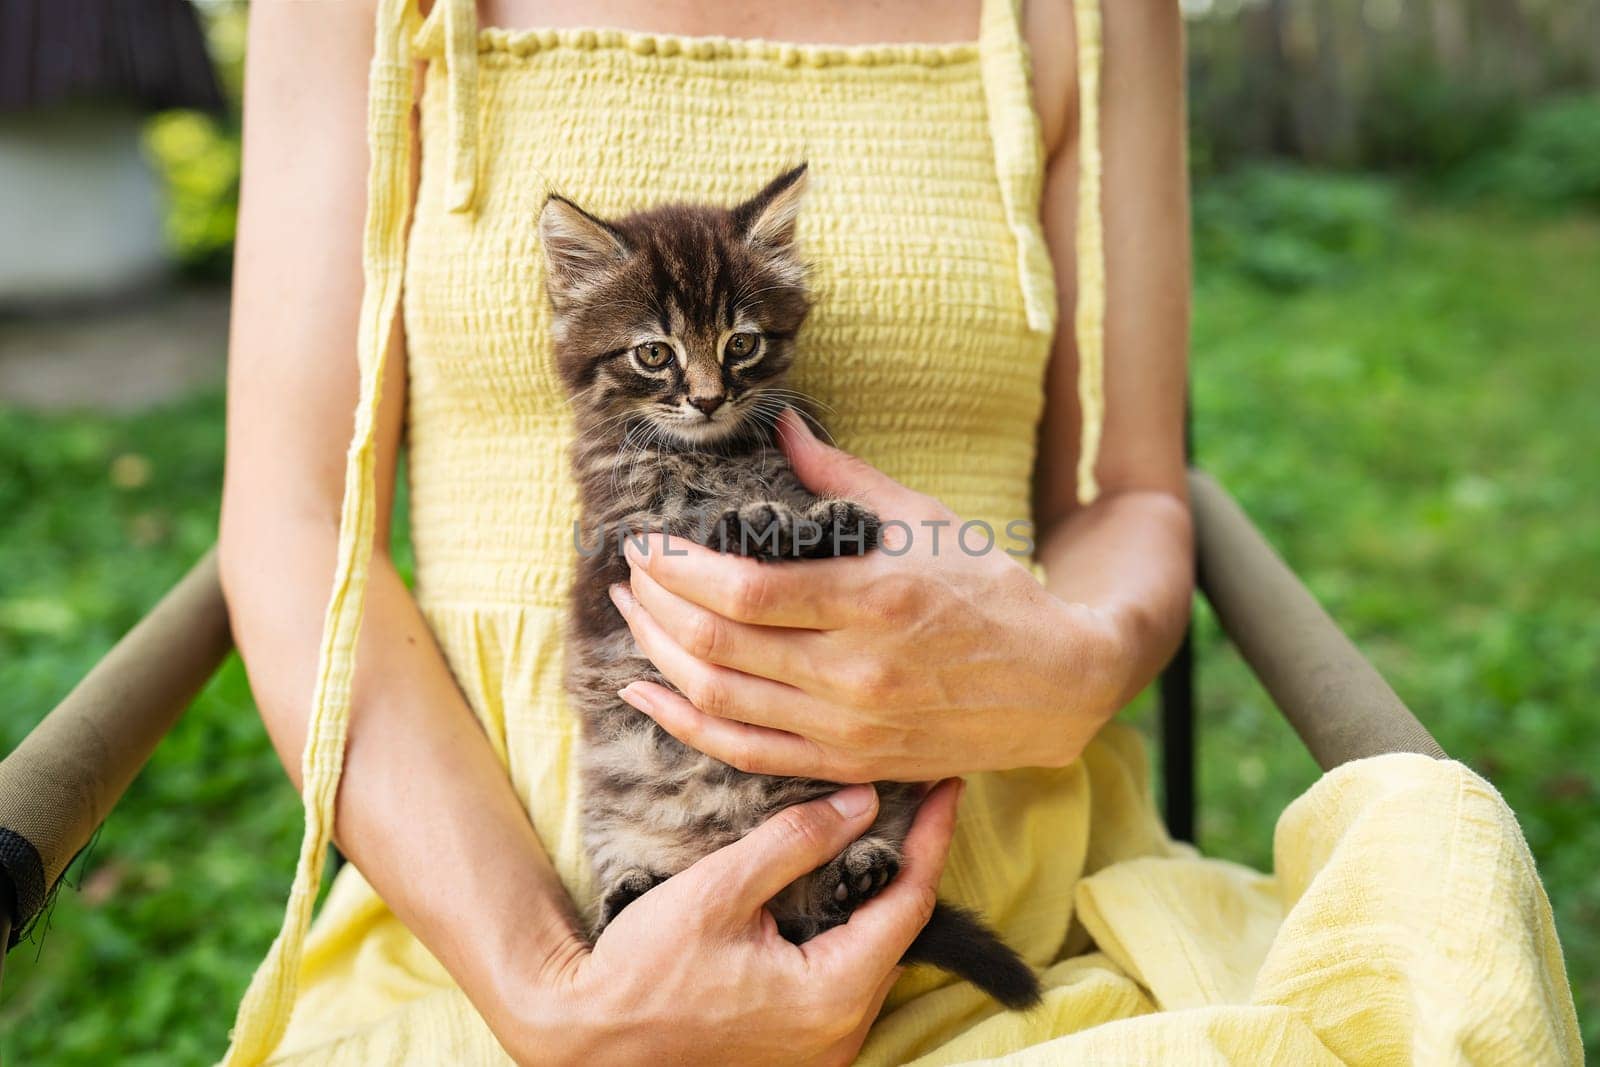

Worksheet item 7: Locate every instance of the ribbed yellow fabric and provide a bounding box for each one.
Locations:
[223,1,1579,1063]
[1070,0,1105,504]
[978,0,1058,338]
[416,0,481,213]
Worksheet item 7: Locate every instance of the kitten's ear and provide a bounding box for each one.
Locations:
[540,195,630,292]
[733,164,809,250]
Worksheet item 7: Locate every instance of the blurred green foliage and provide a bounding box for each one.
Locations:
[143,2,244,279]
[1358,56,1521,176]
[1191,93,1600,299]
[1193,166,1396,290]
[1462,94,1600,210]
[1183,0,1599,175]
[145,112,240,279]
[2,192,1596,1060]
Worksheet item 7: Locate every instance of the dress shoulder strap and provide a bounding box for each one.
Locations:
[415,0,481,212]
[977,0,1105,505]
[977,0,1057,337]
[1069,0,1105,504]
[221,0,421,1060]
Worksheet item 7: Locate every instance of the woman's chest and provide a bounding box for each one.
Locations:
[467,0,1077,152]
[405,49,1049,429]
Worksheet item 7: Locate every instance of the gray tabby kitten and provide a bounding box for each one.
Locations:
[540,165,1040,1010]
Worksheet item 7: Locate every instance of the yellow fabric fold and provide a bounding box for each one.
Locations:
[1254,754,1582,1065]
[977,0,1059,339]
[440,0,480,212]
[220,0,418,1061]
[414,0,480,213]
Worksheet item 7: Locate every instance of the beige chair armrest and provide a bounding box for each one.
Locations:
[1190,470,1447,771]
[0,549,232,951]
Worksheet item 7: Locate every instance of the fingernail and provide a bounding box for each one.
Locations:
[623,541,643,566]
[608,582,632,611]
[618,683,654,714]
[828,784,875,818]
[778,408,811,439]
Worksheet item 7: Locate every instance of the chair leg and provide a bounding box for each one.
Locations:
[0,874,13,990]
[1163,407,1198,842]
[1160,624,1196,843]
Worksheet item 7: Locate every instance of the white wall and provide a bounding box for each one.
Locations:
[0,104,167,305]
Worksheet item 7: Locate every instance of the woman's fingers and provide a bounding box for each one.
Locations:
[627,564,836,692]
[686,785,881,918]
[619,680,860,781]
[610,581,832,735]
[801,779,963,986]
[623,534,869,630]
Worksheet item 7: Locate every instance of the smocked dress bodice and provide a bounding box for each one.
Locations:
[400,17,1057,612]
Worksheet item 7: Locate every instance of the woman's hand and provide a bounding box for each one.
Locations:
[608,411,1132,783]
[498,780,961,1067]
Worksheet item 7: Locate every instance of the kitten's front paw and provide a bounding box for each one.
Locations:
[804,499,880,558]
[711,501,802,559]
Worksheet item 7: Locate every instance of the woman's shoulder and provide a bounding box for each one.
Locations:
[1021,0,1078,158]
[1023,0,1183,160]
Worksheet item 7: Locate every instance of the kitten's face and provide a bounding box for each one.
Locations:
[539,166,812,449]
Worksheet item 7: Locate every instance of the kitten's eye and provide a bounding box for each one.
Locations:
[724,332,759,361]
[634,342,673,369]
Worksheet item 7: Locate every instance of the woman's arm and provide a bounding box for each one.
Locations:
[606,0,1193,780]
[219,0,580,1040]
[1032,0,1193,706]
[221,8,944,1063]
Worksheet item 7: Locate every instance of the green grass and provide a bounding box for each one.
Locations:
[0,396,302,1064]
[2,201,1596,1061]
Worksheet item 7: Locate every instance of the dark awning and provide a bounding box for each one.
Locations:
[0,0,225,115]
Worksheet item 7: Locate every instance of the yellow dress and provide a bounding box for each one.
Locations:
[221,0,1582,1062]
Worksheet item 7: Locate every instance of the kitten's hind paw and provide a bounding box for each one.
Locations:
[822,837,900,915]
[593,868,667,936]
[771,837,901,946]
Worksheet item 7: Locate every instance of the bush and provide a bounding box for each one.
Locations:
[141,2,245,279]
[1460,95,1600,211]
[1359,60,1520,177]
[1192,166,1398,291]
[144,111,240,279]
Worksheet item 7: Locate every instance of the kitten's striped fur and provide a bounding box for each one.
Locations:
[541,166,1040,1008]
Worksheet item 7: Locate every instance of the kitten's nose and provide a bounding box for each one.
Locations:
[688,395,725,416]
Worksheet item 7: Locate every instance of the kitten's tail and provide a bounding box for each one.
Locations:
[902,901,1042,1010]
